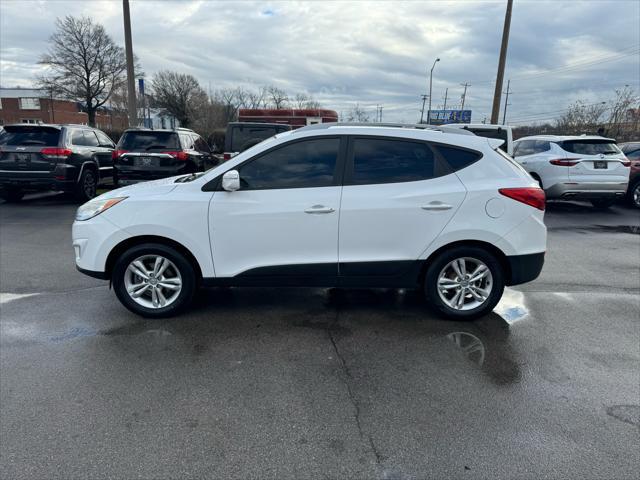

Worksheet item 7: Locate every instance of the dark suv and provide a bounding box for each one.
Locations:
[0,124,115,202]
[113,128,217,185]
[223,122,292,160]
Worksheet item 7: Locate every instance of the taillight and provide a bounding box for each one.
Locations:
[165,151,188,161]
[549,158,579,166]
[223,153,231,161]
[499,187,546,211]
[112,149,128,160]
[621,156,631,167]
[41,147,72,159]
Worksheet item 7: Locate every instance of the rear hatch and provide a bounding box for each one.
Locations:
[0,125,62,174]
[115,131,184,171]
[561,139,629,182]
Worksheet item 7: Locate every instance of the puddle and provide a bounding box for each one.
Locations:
[446,332,485,365]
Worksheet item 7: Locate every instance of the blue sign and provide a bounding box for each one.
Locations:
[138,78,145,96]
[429,110,472,125]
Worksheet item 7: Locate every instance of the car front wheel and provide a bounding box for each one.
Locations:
[112,243,197,318]
[628,180,640,209]
[76,168,97,202]
[424,246,505,321]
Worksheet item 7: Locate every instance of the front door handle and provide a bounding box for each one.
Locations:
[304,205,335,214]
[421,202,453,211]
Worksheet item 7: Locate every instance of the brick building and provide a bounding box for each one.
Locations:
[0,87,128,131]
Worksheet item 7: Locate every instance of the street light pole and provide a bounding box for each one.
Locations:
[123,0,137,127]
[427,58,440,125]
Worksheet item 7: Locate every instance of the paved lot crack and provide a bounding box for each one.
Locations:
[327,312,383,469]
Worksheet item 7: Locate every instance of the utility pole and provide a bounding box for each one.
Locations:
[460,82,470,111]
[443,88,448,112]
[427,58,440,125]
[491,0,513,124]
[502,79,511,125]
[378,105,383,122]
[123,0,137,127]
[419,94,428,123]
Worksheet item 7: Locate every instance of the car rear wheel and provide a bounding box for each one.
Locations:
[112,243,196,318]
[590,198,616,209]
[75,168,97,202]
[0,187,24,202]
[424,246,505,321]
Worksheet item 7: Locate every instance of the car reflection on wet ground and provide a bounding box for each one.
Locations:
[0,194,639,479]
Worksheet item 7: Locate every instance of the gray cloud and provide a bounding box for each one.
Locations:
[1,0,638,124]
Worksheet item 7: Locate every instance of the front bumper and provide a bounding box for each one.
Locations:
[73,214,129,276]
[545,181,628,200]
[506,252,545,286]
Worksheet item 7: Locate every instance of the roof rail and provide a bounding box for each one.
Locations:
[294,122,476,136]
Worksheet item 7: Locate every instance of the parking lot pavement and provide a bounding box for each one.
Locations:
[1,193,639,479]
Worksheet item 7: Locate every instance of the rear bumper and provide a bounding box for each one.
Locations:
[506,252,545,286]
[115,165,190,185]
[0,174,75,192]
[545,181,628,199]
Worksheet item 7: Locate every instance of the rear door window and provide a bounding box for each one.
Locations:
[83,130,100,147]
[179,133,194,150]
[118,131,180,151]
[561,140,622,155]
[71,129,89,146]
[514,140,536,156]
[95,130,114,148]
[0,126,60,146]
[348,138,445,185]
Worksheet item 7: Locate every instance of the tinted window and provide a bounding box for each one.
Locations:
[624,149,640,160]
[621,143,640,154]
[71,129,89,146]
[534,140,550,153]
[514,140,536,157]
[95,130,114,147]
[435,145,481,171]
[118,131,179,151]
[561,140,621,155]
[83,130,100,147]
[194,136,211,153]
[351,138,437,185]
[238,138,339,190]
[0,126,60,146]
[465,127,509,143]
[229,125,288,152]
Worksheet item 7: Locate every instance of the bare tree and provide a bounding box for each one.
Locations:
[345,104,370,122]
[605,86,639,139]
[38,16,129,127]
[151,71,207,128]
[267,86,289,109]
[293,93,320,110]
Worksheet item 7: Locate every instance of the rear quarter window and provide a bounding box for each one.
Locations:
[434,145,482,172]
[0,126,60,146]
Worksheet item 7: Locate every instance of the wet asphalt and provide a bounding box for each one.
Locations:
[0,193,639,479]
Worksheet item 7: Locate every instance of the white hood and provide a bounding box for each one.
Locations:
[99,176,180,199]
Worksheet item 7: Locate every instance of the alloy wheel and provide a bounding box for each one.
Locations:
[124,254,183,309]
[437,257,493,311]
[633,183,640,208]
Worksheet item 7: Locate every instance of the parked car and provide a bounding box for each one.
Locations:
[512,135,630,208]
[0,123,115,202]
[73,124,546,321]
[113,128,217,186]
[620,142,640,208]
[223,122,292,160]
[447,124,514,156]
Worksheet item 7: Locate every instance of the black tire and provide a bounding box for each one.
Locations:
[112,243,197,318]
[424,246,505,321]
[0,187,24,202]
[590,198,616,209]
[627,179,640,209]
[75,168,98,202]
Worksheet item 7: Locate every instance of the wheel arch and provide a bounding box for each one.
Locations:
[420,240,511,285]
[105,235,203,281]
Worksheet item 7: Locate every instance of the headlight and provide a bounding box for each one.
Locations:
[75,197,127,221]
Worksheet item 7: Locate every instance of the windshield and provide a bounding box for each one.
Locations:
[119,131,180,151]
[0,126,61,146]
[561,140,621,155]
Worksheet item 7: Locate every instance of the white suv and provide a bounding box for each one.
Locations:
[73,124,547,320]
[513,135,631,208]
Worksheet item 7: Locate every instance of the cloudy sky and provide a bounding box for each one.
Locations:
[1,0,638,124]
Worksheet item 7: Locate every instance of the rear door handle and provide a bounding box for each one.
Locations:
[421,202,453,211]
[304,205,335,214]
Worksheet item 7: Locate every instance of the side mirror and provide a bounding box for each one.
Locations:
[222,170,240,192]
